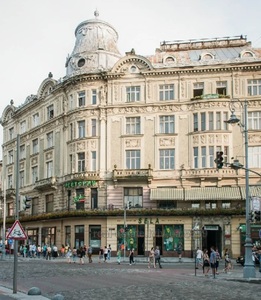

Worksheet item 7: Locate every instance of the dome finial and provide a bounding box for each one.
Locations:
[94,9,99,18]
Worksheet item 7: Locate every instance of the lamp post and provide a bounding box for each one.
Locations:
[225,99,256,279]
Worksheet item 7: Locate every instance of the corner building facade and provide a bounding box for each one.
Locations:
[1,12,261,258]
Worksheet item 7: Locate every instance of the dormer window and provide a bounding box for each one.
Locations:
[200,53,214,60]
[164,56,176,63]
[240,50,255,58]
[130,65,137,73]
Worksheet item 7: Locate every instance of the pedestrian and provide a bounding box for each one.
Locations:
[53,244,58,259]
[46,245,52,260]
[104,246,108,262]
[177,243,183,262]
[66,247,72,263]
[148,247,156,268]
[60,244,65,258]
[257,248,261,273]
[215,247,221,274]
[117,248,121,264]
[87,245,93,263]
[203,249,210,276]
[72,246,77,263]
[107,244,112,260]
[210,246,217,278]
[196,247,203,269]
[37,245,41,258]
[223,248,232,273]
[99,246,104,263]
[154,246,162,268]
[129,248,135,265]
[42,244,47,258]
[23,244,27,258]
[78,246,85,265]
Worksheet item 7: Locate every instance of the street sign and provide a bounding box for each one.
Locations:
[6,220,27,240]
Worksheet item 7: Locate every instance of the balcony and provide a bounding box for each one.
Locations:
[64,171,100,182]
[181,168,239,180]
[34,177,57,191]
[113,165,153,184]
[191,94,230,101]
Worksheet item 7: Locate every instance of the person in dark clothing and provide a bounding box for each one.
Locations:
[154,246,162,268]
[129,248,134,265]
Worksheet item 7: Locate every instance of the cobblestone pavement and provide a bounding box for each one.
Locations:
[0,256,260,300]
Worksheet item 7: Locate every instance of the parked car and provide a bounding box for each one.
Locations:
[236,255,260,266]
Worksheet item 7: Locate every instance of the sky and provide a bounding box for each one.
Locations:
[0,0,260,159]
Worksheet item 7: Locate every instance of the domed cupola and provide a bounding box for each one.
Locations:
[66,10,122,76]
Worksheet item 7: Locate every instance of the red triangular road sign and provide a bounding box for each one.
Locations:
[6,220,27,240]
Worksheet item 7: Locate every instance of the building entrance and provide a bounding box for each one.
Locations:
[202,225,222,253]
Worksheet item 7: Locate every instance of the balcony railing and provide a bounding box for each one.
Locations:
[113,165,153,184]
[64,171,100,182]
[34,177,57,191]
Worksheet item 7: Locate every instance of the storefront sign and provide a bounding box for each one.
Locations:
[64,180,96,189]
[204,225,219,231]
[138,217,159,224]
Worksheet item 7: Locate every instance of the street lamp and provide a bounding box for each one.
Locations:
[225,99,256,279]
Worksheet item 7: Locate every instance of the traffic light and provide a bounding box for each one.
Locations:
[250,210,261,223]
[215,151,224,169]
[23,196,31,210]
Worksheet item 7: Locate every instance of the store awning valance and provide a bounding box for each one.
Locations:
[150,188,184,200]
[185,187,241,201]
[240,186,261,199]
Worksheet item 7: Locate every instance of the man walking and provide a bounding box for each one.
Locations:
[210,246,217,278]
[154,246,162,268]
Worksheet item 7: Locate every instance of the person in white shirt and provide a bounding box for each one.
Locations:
[196,247,203,269]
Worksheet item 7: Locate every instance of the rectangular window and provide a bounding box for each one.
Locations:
[32,166,38,184]
[91,119,97,136]
[32,197,39,216]
[20,120,26,134]
[191,202,200,209]
[216,81,227,95]
[159,116,175,134]
[8,174,13,189]
[8,150,14,164]
[69,94,74,110]
[65,226,71,247]
[78,91,85,107]
[75,188,85,210]
[201,146,206,168]
[126,86,140,102]
[193,113,198,132]
[193,147,198,168]
[9,127,14,140]
[124,187,143,208]
[69,154,73,173]
[222,201,231,208]
[126,117,141,134]
[20,144,25,160]
[193,82,204,98]
[205,201,217,209]
[32,113,40,127]
[209,112,214,130]
[19,170,25,188]
[78,121,85,138]
[92,89,97,105]
[7,202,14,217]
[159,84,174,101]
[159,149,175,169]
[223,112,228,130]
[46,194,54,213]
[126,150,140,169]
[223,146,229,165]
[46,161,53,178]
[249,146,261,168]
[32,139,39,154]
[47,104,54,120]
[248,111,261,130]
[247,79,261,96]
[78,152,85,172]
[70,123,74,140]
[209,146,214,168]
[216,112,221,130]
[46,132,53,148]
[201,112,206,131]
[91,151,96,171]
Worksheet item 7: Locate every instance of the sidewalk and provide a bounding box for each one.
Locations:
[0,256,260,299]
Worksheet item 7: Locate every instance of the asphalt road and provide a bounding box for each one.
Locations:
[0,257,260,300]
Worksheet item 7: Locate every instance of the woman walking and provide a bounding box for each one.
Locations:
[203,249,210,276]
[148,247,156,268]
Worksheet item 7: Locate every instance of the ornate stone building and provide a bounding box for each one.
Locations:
[1,12,261,257]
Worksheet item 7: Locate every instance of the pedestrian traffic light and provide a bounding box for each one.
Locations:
[22,196,31,210]
[215,151,224,169]
[250,210,260,223]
